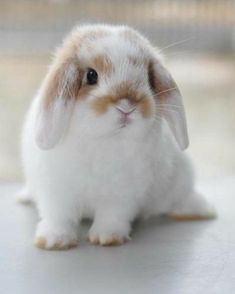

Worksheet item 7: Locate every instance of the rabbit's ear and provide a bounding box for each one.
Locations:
[35,58,81,150]
[148,60,189,150]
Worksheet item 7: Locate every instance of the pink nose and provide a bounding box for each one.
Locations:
[115,106,136,115]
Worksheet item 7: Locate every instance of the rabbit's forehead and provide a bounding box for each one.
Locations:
[78,34,149,71]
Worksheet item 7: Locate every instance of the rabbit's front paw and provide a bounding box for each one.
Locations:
[88,220,131,246]
[34,220,78,250]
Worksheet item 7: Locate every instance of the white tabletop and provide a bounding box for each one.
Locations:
[0,177,235,294]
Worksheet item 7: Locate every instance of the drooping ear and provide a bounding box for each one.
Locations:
[35,56,81,150]
[148,59,189,150]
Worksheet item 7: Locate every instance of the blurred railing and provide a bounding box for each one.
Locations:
[1,0,235,54]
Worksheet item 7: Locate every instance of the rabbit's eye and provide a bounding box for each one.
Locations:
[87,68,98,85]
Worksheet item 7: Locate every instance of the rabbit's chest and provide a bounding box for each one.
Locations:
[75,138,155,197]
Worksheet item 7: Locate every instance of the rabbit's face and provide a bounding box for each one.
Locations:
[36,25,188,150]
[71,31,156,139]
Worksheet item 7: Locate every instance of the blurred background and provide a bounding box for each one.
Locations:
[0,0,234,182]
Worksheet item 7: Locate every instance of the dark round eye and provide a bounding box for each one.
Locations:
[86,68,98,85]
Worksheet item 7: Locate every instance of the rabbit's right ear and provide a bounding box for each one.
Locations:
[35,57,81,150]
[148,59,189,150]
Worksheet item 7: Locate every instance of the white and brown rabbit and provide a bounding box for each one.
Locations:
[18,24,215,250]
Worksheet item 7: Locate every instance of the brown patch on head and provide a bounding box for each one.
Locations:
[90,82,152,118]
[148,60,179,100]
[148,61,164,100]
[138,97,152,118]
[41,27,113,110]
[90,95,113,114]
[77,84,93,99]
[116,83,153,118]
[115,83,146,104]
[93,55,114,75]
[90,83,143,115]
[42,58,81,110]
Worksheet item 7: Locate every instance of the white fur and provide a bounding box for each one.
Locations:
[20,25,215,249]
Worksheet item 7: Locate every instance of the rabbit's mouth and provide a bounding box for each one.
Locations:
[116,106,135,128]
[119,114,131,128]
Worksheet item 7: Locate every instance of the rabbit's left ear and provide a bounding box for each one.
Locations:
[35,57,81,150]
[148,60,189,150]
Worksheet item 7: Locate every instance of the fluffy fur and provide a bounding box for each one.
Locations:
[18,24,216,249]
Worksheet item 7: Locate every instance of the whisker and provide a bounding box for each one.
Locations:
[155,87,178,96]
[157,104,182,109]
[162,50,192,58]
[157,108,179,115]
[156,37,195,54]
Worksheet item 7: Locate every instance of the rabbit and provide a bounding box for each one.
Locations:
[18,24,216,250]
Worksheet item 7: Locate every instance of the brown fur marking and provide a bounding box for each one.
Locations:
[35,236,78,250]
[148,60,179,100]
[41,28,112,110]
[115,83,145,104]
[138,97,153,118]
[42,57,81,110]
[101,237,124,246]
[88,235,125,246]
[90,82,150,117]
[168,213,216,221]
[90,95,115,114]
[93,55,114,75]
[77,82,94,99]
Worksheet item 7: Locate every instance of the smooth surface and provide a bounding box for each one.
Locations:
[0,178,235,294]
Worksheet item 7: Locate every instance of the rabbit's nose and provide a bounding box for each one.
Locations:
[116,99,136,115]
[115,106,136,115]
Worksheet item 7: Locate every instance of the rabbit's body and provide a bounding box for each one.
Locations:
[23,97,192,219]
[19,25,215,249]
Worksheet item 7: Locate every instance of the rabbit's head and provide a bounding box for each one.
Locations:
[35,25,188,150]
